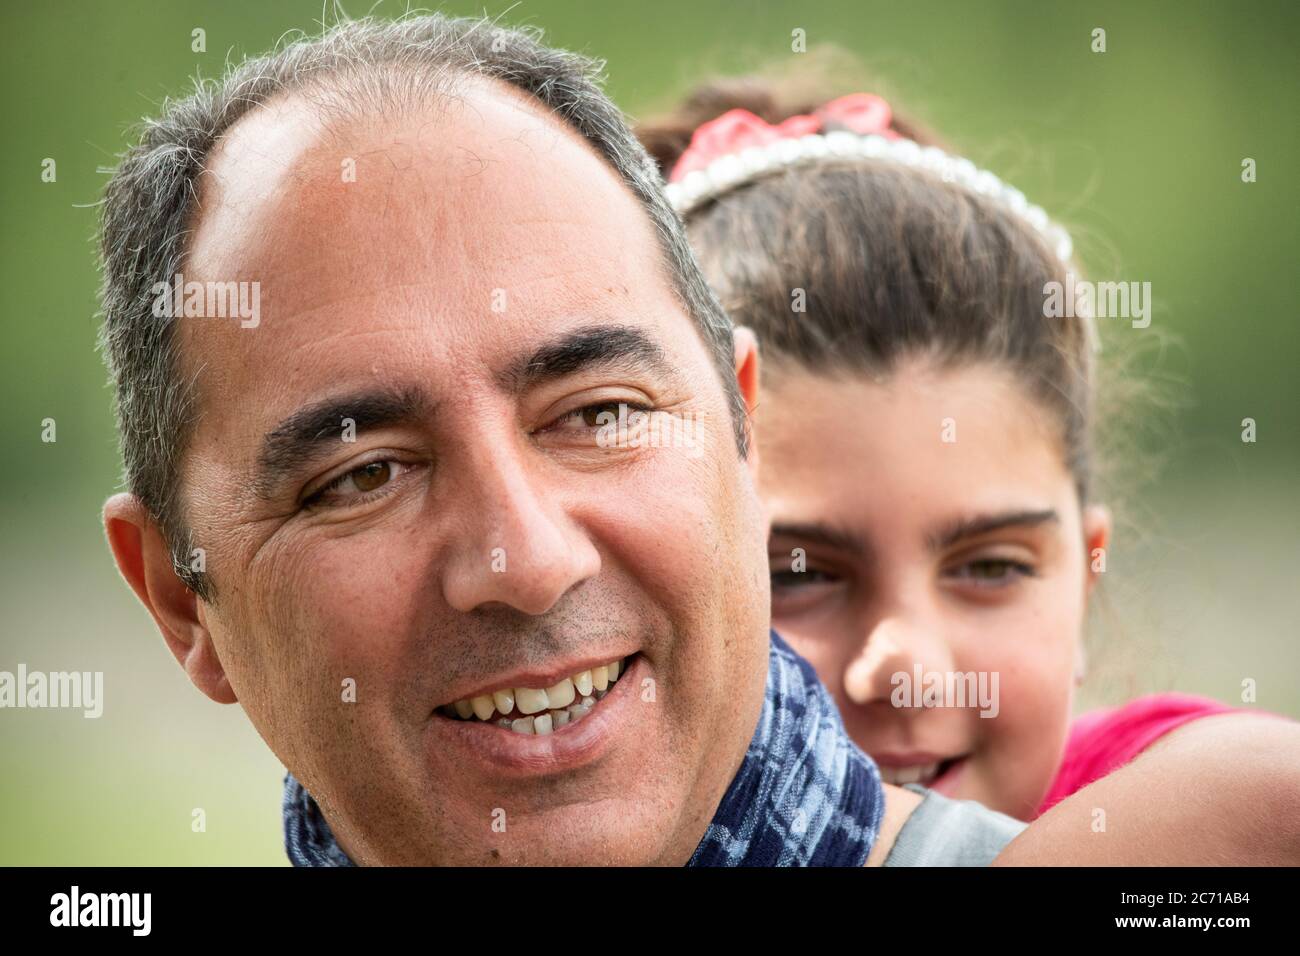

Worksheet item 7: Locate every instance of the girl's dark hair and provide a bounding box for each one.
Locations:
[639,75,1097,501]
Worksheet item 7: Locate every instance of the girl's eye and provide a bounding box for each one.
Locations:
[945,558,1034,586]
[770,567,839,590]
[306,460,401,507]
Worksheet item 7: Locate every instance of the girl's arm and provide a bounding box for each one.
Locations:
[993,713,1300,864]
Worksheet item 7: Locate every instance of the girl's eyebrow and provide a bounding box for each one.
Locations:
[769,521,868,558]
[926,509,1059,552]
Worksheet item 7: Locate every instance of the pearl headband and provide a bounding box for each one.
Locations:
[665,128,1075,265]
[662,95,1095,348]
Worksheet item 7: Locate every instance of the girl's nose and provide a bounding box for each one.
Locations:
[843,614,955,707]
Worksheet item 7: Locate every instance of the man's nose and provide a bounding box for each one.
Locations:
[440,447,601,616]
[842,609,956,708]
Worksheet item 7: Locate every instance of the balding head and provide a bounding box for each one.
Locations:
[98,14,745,599]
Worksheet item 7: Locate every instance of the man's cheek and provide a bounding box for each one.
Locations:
[291,590,413,706]
[233,553,392,724]
[273,534,415,633]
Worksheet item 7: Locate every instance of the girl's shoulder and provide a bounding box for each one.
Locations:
[1036,692,1247,817]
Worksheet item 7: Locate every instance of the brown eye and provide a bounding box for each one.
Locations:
[303,459,412,510]
[970,560,1012,579]
[946,558,1034,586]
[578,402,622,427]
[351,461,391,492]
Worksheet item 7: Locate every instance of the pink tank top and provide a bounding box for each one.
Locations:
[1035,692,1270,818]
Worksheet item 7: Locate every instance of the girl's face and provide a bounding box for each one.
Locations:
[757,356,1109,819]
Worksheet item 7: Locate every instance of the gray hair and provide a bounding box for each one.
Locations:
[97,13,745,601]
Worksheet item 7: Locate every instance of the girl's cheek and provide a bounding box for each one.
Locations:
[1007,626,1080,811]
[948,608,1076,812]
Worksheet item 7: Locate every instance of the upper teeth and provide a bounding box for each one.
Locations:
[877,762,943,786]
[441,658,625,733]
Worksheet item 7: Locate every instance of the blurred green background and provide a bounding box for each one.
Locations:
[1,0,1296,864]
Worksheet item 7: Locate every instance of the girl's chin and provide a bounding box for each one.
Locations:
[931,763,1044,823]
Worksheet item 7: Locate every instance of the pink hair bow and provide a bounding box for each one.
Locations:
[669,93,898,183]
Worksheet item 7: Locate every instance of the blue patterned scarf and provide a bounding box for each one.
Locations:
[284,630,883,866]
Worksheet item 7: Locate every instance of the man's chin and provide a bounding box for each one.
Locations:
[459,806,675,866]
[381,652,687,864]
[346,792,680,866]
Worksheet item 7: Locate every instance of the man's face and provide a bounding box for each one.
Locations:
[172,76,770,864]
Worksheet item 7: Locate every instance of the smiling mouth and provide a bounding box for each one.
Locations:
[435,655,634,736]
[876,755,967,787]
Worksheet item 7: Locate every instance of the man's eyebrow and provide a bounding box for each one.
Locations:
[498,324,676,393]
[926,509,1059,552]
[254,386,431,498]
[769,522,868,559]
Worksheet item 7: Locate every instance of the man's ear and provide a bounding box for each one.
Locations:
[733,326,761,480]
[102,493,237,705]
[1082,503,1112,597]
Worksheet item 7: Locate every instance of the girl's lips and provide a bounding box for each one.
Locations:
[873,751,951,768]
[872,751,971,787]
[927,755,969,796]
